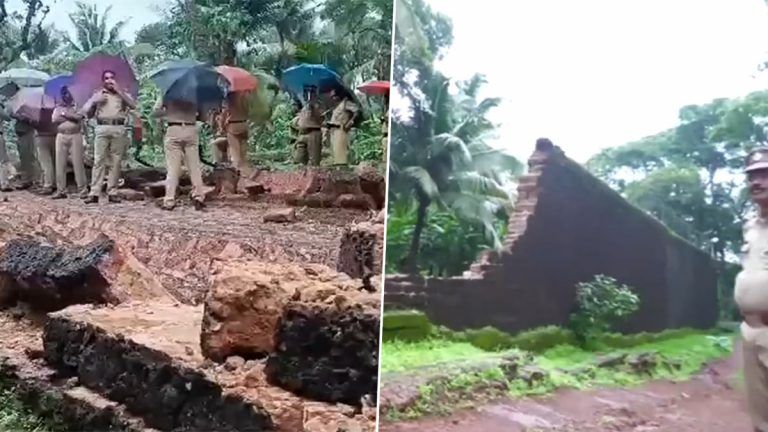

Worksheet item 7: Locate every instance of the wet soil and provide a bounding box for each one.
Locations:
[379,347,753,432]
[0,191,369,304]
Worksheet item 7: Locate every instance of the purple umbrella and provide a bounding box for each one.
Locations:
[8,87,55,124]
[44,74,75,103]
[69,53,138,105]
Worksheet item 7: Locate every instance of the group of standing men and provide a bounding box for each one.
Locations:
[0,70,135,204]
[0,71,377,212]
[288,87,362,167]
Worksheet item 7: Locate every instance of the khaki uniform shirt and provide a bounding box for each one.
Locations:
[83,90,129,121]
[297,105,322,130]
[735,216,768,343]
[152,97,198,124]
[329,99,358,127]
[226,93,249,122]
[52,104,82,134]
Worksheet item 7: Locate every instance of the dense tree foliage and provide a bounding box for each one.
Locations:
[0,0,390,168]
[587,90,768,320]
[386,0,521,276]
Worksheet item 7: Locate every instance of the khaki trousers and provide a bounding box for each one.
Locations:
[164,125,204,205]
[226,122,252,177]
[89,125,127,197]
[330,126,350,165]
[293,130,322,166]
[744,338,768,431]
[55,133,87,194]
[16,130,38,184]
[36,134,56,189]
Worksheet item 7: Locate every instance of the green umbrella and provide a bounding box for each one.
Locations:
[0,68,50,88]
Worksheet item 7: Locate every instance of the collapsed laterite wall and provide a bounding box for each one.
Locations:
[384,140,718,334]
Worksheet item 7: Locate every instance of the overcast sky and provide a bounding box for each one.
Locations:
[9,0,160,43]
[422,0,768,163]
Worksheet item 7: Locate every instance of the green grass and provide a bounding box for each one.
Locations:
[0,384,58,432]
[382,329,736,420]
[381,339,490,373]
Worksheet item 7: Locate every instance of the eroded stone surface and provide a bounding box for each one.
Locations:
[263,208,297,223]
[42,302,375,432]
[337,221,384,283]
[0,234,171,311]
[201,261,367,362]
[265,286,381,407]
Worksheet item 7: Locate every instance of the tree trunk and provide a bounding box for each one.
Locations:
[403,196,429,274]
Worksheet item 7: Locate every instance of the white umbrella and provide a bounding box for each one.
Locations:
[0,68,51,88]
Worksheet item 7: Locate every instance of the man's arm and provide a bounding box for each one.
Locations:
[150,96,165,118]
[79,92,101,118]
[52,107,65,125]
[117,88,137,110]
[343,100,359,131]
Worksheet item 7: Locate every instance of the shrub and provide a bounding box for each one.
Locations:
[569,275,640,345]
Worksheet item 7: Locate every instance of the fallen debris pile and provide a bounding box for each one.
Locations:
[0,234,170,311]
[201,261,381,407]
[266,285,380,406]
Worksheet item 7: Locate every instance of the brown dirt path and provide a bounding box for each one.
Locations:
[380,346,754,432]
[0,191,371,304]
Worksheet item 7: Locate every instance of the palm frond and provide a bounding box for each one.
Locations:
[449,171,510,200]
[431,132,471,164]
[403,165,440,199]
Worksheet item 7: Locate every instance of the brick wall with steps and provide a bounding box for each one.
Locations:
[384,139,718,335]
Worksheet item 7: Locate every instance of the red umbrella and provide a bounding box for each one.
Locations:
[8,87,55,124]
[216,65,258,93]
[357,80,390,96]
[70,53,139,106]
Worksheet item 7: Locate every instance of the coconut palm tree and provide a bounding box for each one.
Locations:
[390,71,522,273]
[64,1,128,53]
[389,0,521,274]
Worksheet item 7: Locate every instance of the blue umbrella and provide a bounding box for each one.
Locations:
[281,63,347,103]
[148,59,227,109]
[44,74,74,103]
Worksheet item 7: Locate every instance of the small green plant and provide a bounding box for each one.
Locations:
[569,275,640,345]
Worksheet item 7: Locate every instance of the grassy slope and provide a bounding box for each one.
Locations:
[382,331,735,419]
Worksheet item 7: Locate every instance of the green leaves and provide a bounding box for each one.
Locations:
[569,275,641,346]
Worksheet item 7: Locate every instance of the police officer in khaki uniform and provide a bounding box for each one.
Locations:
[292,91,323,166]
[34,109,57,195]
[81,69,135,204]
[735,146,768,432]
[51,86,88,199]
[12,116,38,190]
[207,108,229,165]
[223,92,253,177]
[326,89,359,166]
[151,95,206,211]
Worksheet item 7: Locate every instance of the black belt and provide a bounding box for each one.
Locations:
[327,124,342,129]
[301,127,321,132]
[228,120,246,124]
[168,122,196,127]
[97,119,125,126]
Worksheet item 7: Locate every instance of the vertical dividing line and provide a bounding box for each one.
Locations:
[375,0,399,430]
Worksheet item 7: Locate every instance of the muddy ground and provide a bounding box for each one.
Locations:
[379,346,753,432]
[0,186,379,431]
[0,190,370,304]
